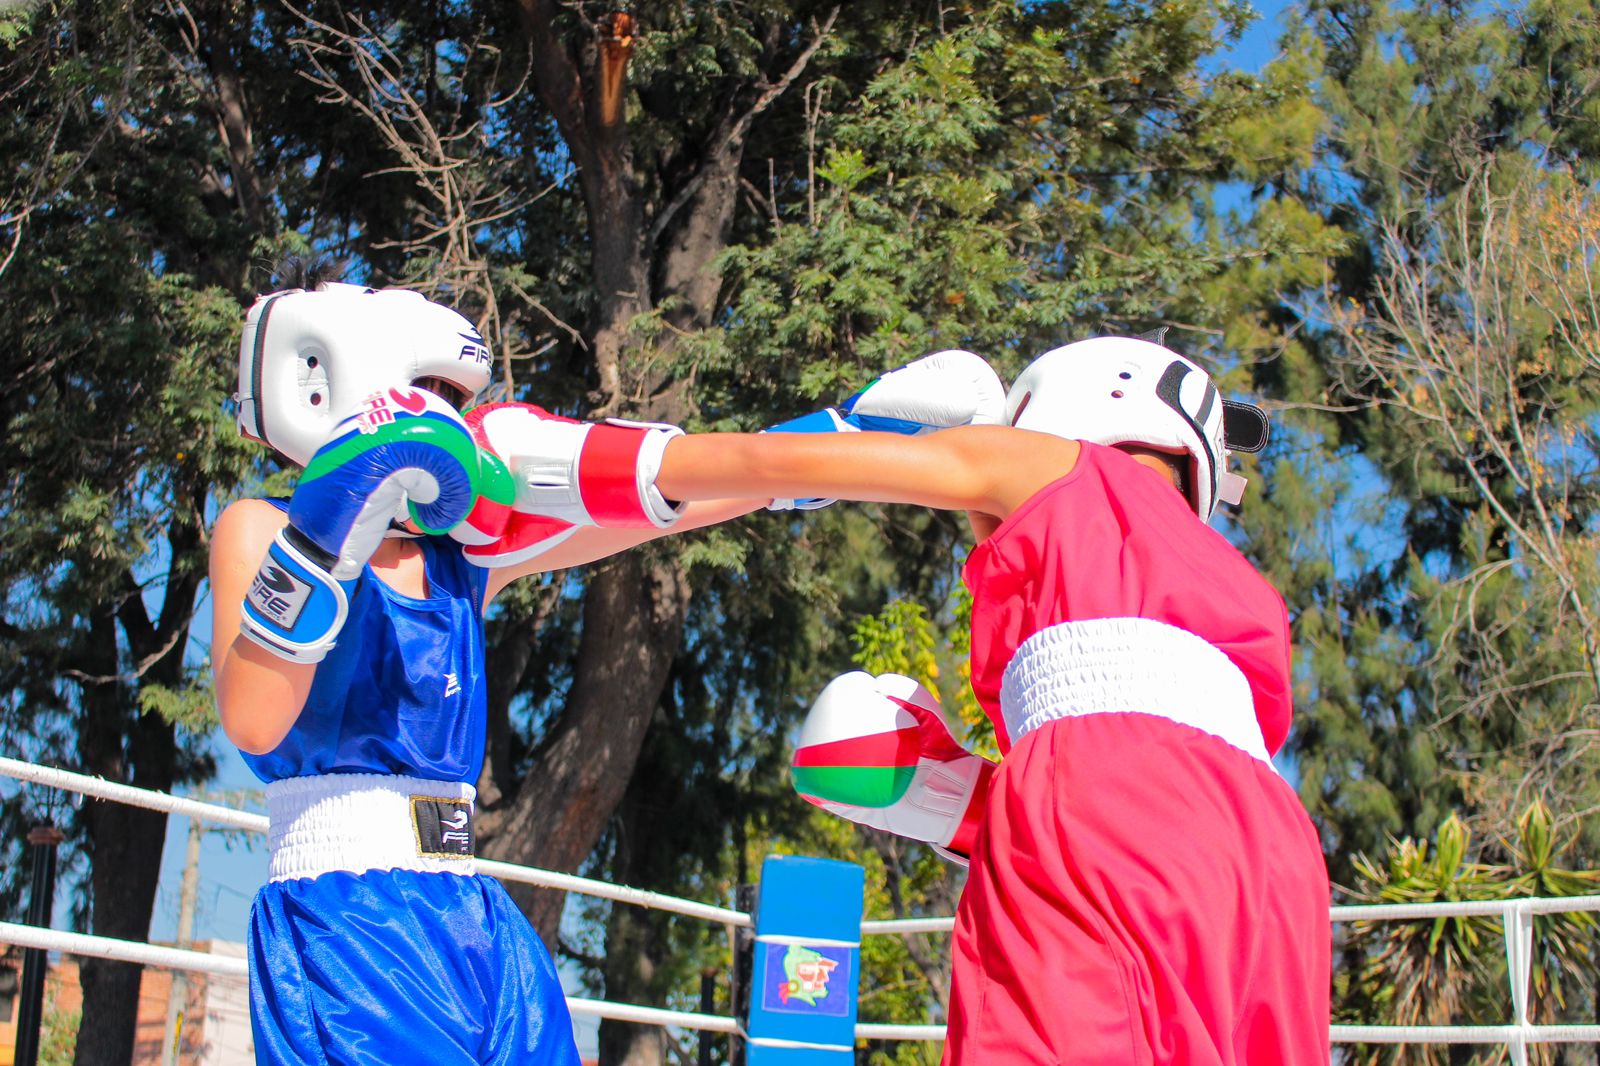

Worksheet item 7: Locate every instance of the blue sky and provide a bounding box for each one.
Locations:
[1215,0,1293,74]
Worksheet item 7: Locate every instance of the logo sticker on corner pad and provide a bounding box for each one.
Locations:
[411,797,473,858]
[760,943,852,1016]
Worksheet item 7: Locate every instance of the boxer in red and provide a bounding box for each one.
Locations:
[639,336,1332,1064]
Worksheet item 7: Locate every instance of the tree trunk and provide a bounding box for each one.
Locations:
[597,815,671,1066]
[489,0,824,959]
[75,801,169,1066]
[482,552,691,945]
[71,606,179,1066]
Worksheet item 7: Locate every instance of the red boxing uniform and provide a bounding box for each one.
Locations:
[949,442,1330,1065]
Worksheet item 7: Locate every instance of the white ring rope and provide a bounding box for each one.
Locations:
[0,756,269,833]
[1331,1025,1600,1044]
[565,998,741,1034]
[1330,897,1600,920]
[0,921,742,1035]
[861,916,953,935]
[0,921,248,978]
[860,893,1600,935]
[5,755,1600,1048]
[477,859,749,927]
[0,756,749,927]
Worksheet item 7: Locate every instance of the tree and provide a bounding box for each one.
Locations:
[265,4,1337,1062]
[0,4,268,1057]
[1220,0,1600,1043]
[0,0,486,1055]
[527,4,1338,1058]
[1251,0,1600,873]
[1322,165,1600,843]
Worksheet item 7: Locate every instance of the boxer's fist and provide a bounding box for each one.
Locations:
[791,672,995,862]
[447,401,685,567]
[465,402,683,524]
[767,350,1004,510]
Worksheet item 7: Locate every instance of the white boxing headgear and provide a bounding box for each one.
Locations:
[236,282,493,466]
[1004,337,1269,521]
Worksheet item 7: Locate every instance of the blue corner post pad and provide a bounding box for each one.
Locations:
[746,855,866,1065]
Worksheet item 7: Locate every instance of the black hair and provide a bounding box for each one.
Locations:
[271,254,349,292]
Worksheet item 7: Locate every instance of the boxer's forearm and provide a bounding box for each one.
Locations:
[656,426,1030,517]
[216,640,316,755]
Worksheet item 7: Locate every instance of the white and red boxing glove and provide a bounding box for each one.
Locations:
[451,401,687,567]
[790,671,996,864]
[767,349,1005,510]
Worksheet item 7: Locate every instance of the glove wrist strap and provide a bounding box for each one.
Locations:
[239,529,353,665]
[943,759,997,859]
[592,420,686,528]
[282,523,337,570]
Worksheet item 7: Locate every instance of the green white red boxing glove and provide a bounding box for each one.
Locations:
[766,349,1006,510]
[790,671,996,864]
[451,402,686,567]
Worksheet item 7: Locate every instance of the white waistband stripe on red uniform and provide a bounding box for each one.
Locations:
[266,773,477,882]
[999,617,1270,763]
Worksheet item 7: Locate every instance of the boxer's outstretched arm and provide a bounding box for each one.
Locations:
[655,425,1083,524]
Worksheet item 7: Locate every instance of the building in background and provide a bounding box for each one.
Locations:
[0,942,251,1065]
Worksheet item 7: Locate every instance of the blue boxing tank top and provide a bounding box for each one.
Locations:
[241,499,489,785]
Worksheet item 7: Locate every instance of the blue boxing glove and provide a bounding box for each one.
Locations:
[767,349,1004,510]
[240,387,492,663]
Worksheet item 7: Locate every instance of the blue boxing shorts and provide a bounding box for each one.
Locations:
[249,775,580,1066]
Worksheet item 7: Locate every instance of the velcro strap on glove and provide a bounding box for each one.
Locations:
[239,528,354,664]
[583,419,686,527]
[509,419,683,527]
[469,403,686,530]
[941,759,997,861]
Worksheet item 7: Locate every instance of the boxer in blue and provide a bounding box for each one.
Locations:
[209,267,1005,1064]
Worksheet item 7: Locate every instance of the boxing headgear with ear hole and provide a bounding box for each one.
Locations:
[236,282,494,467]
[1004,336,1269,521]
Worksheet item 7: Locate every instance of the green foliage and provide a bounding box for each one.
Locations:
[1339,803,1600,1062]
[851,595,992,757]
[138,680,217,733]
[1241,0,1600,888]
[0,5,34,49]
[39,1000,80,1066]
[852,601,940,689]
[700,0,1334,417]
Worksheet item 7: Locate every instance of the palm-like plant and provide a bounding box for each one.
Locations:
[1503,801,1600,1024]
[1337,804,1600,1065]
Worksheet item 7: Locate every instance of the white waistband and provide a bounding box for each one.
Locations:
[999,618,1269,763]
[266,773,477,882]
